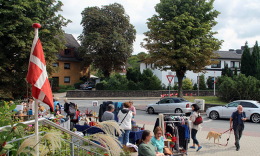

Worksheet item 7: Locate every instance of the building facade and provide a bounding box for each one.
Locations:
[50,34,90,86]
[140,48,243,87]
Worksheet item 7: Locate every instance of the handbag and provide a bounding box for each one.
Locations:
[116,111,129,136]
[164,147,173,155]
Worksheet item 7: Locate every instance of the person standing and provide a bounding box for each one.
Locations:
[129,100,136,124]
[189,104,202,152]
[230,105,246,151]
[118,102,132,145]
[101,104,115,121]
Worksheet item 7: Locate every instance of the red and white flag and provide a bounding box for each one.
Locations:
[26,25,54,111]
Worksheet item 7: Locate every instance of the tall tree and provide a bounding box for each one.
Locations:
[241,42,251,77]
[142,0,222,97]
[0,0,71,99]
[79,3,136,78]
[199,74,207,90]
[251,41,260,79]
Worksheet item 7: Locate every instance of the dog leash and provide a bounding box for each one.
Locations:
[215,128,233,146]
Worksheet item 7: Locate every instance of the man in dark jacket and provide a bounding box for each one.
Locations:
[230,105,246,151]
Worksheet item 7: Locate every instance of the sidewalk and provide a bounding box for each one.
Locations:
[137,123,260,156]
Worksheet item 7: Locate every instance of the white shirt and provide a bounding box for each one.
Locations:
[118,108,132,130]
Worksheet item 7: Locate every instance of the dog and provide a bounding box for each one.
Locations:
[206,131,222,143]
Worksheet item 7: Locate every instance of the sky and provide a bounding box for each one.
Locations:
[59,0,260,55]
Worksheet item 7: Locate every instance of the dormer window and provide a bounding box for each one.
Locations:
[65,49,71,56]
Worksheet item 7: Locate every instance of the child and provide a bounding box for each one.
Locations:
[55,104,61,116]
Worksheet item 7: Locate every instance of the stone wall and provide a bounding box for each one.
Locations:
[66,90,218,97]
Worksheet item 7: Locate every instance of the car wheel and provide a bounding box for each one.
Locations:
[175,108,183,113]
[210,111,219,120]
[148,107,154,114]
[251,113,260,123]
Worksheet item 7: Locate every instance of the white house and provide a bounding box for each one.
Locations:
[140,48,244,87]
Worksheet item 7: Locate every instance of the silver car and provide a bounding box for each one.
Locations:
[145,98,193,114]
[206,100,260,123]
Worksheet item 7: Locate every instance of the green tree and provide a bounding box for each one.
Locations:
[126,67,141,83]
[79,3,136,78]
[140,69,161,90]
[241,42,251,77]
[222,65,234,78]
[193,83,198,90]
[206,76,213,89]
[251,41,260,79]
[234,67,238,76]
[127,55,140,70]
[142,0,222,97]
[0,0,71,99]
[182,78,192,90]
[199,74,207,90]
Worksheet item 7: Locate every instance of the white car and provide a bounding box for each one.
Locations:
[206,100,260,123]
[145,98,193,114]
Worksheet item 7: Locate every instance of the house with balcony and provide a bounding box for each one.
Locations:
[50,34,90,86]
[140,47,244,86]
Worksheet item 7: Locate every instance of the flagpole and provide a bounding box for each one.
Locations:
[35,99,39,155]
[214,71,215,96]
[32,23,41,156]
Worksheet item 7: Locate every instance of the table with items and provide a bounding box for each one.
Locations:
[75,124,144,144]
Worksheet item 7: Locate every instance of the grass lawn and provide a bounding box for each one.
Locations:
[184,96,227,105]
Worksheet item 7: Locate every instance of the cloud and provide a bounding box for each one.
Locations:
[60,0,260,54]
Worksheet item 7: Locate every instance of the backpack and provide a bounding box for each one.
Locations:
[194,114,203,125]
[64,102,76,117]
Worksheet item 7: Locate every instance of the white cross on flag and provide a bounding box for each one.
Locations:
[26,31,54,111]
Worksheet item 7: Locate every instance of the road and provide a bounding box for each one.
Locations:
[42,99,260,135]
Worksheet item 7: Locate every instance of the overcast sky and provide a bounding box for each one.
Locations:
[60,0,260,55]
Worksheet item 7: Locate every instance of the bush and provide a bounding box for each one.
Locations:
[96,83,104,90]
[59,85,67,90]
[74,81,83,89]
[193,83,198,90]
[218,74,260,102]
[182,78,192,90]
[57,89,67,93]
[105,73,128,90]
[128,80,139,90]
[67,87,75,90]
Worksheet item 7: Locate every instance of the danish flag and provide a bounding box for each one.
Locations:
[26,23,54,111]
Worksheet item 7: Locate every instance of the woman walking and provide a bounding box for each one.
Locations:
[190,104,202,152]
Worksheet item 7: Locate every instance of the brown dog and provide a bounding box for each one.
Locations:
[206,131,222,143]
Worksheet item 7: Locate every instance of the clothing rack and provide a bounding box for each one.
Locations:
[158,113,190,155]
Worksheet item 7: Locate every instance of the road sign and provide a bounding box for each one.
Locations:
[166,75,174,84]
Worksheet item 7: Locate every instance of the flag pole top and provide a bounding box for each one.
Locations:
[32,23,41,29]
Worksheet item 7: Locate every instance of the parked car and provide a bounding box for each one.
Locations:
[145,98,193,114]
[79,82,95,90]
[206,100,260,123]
